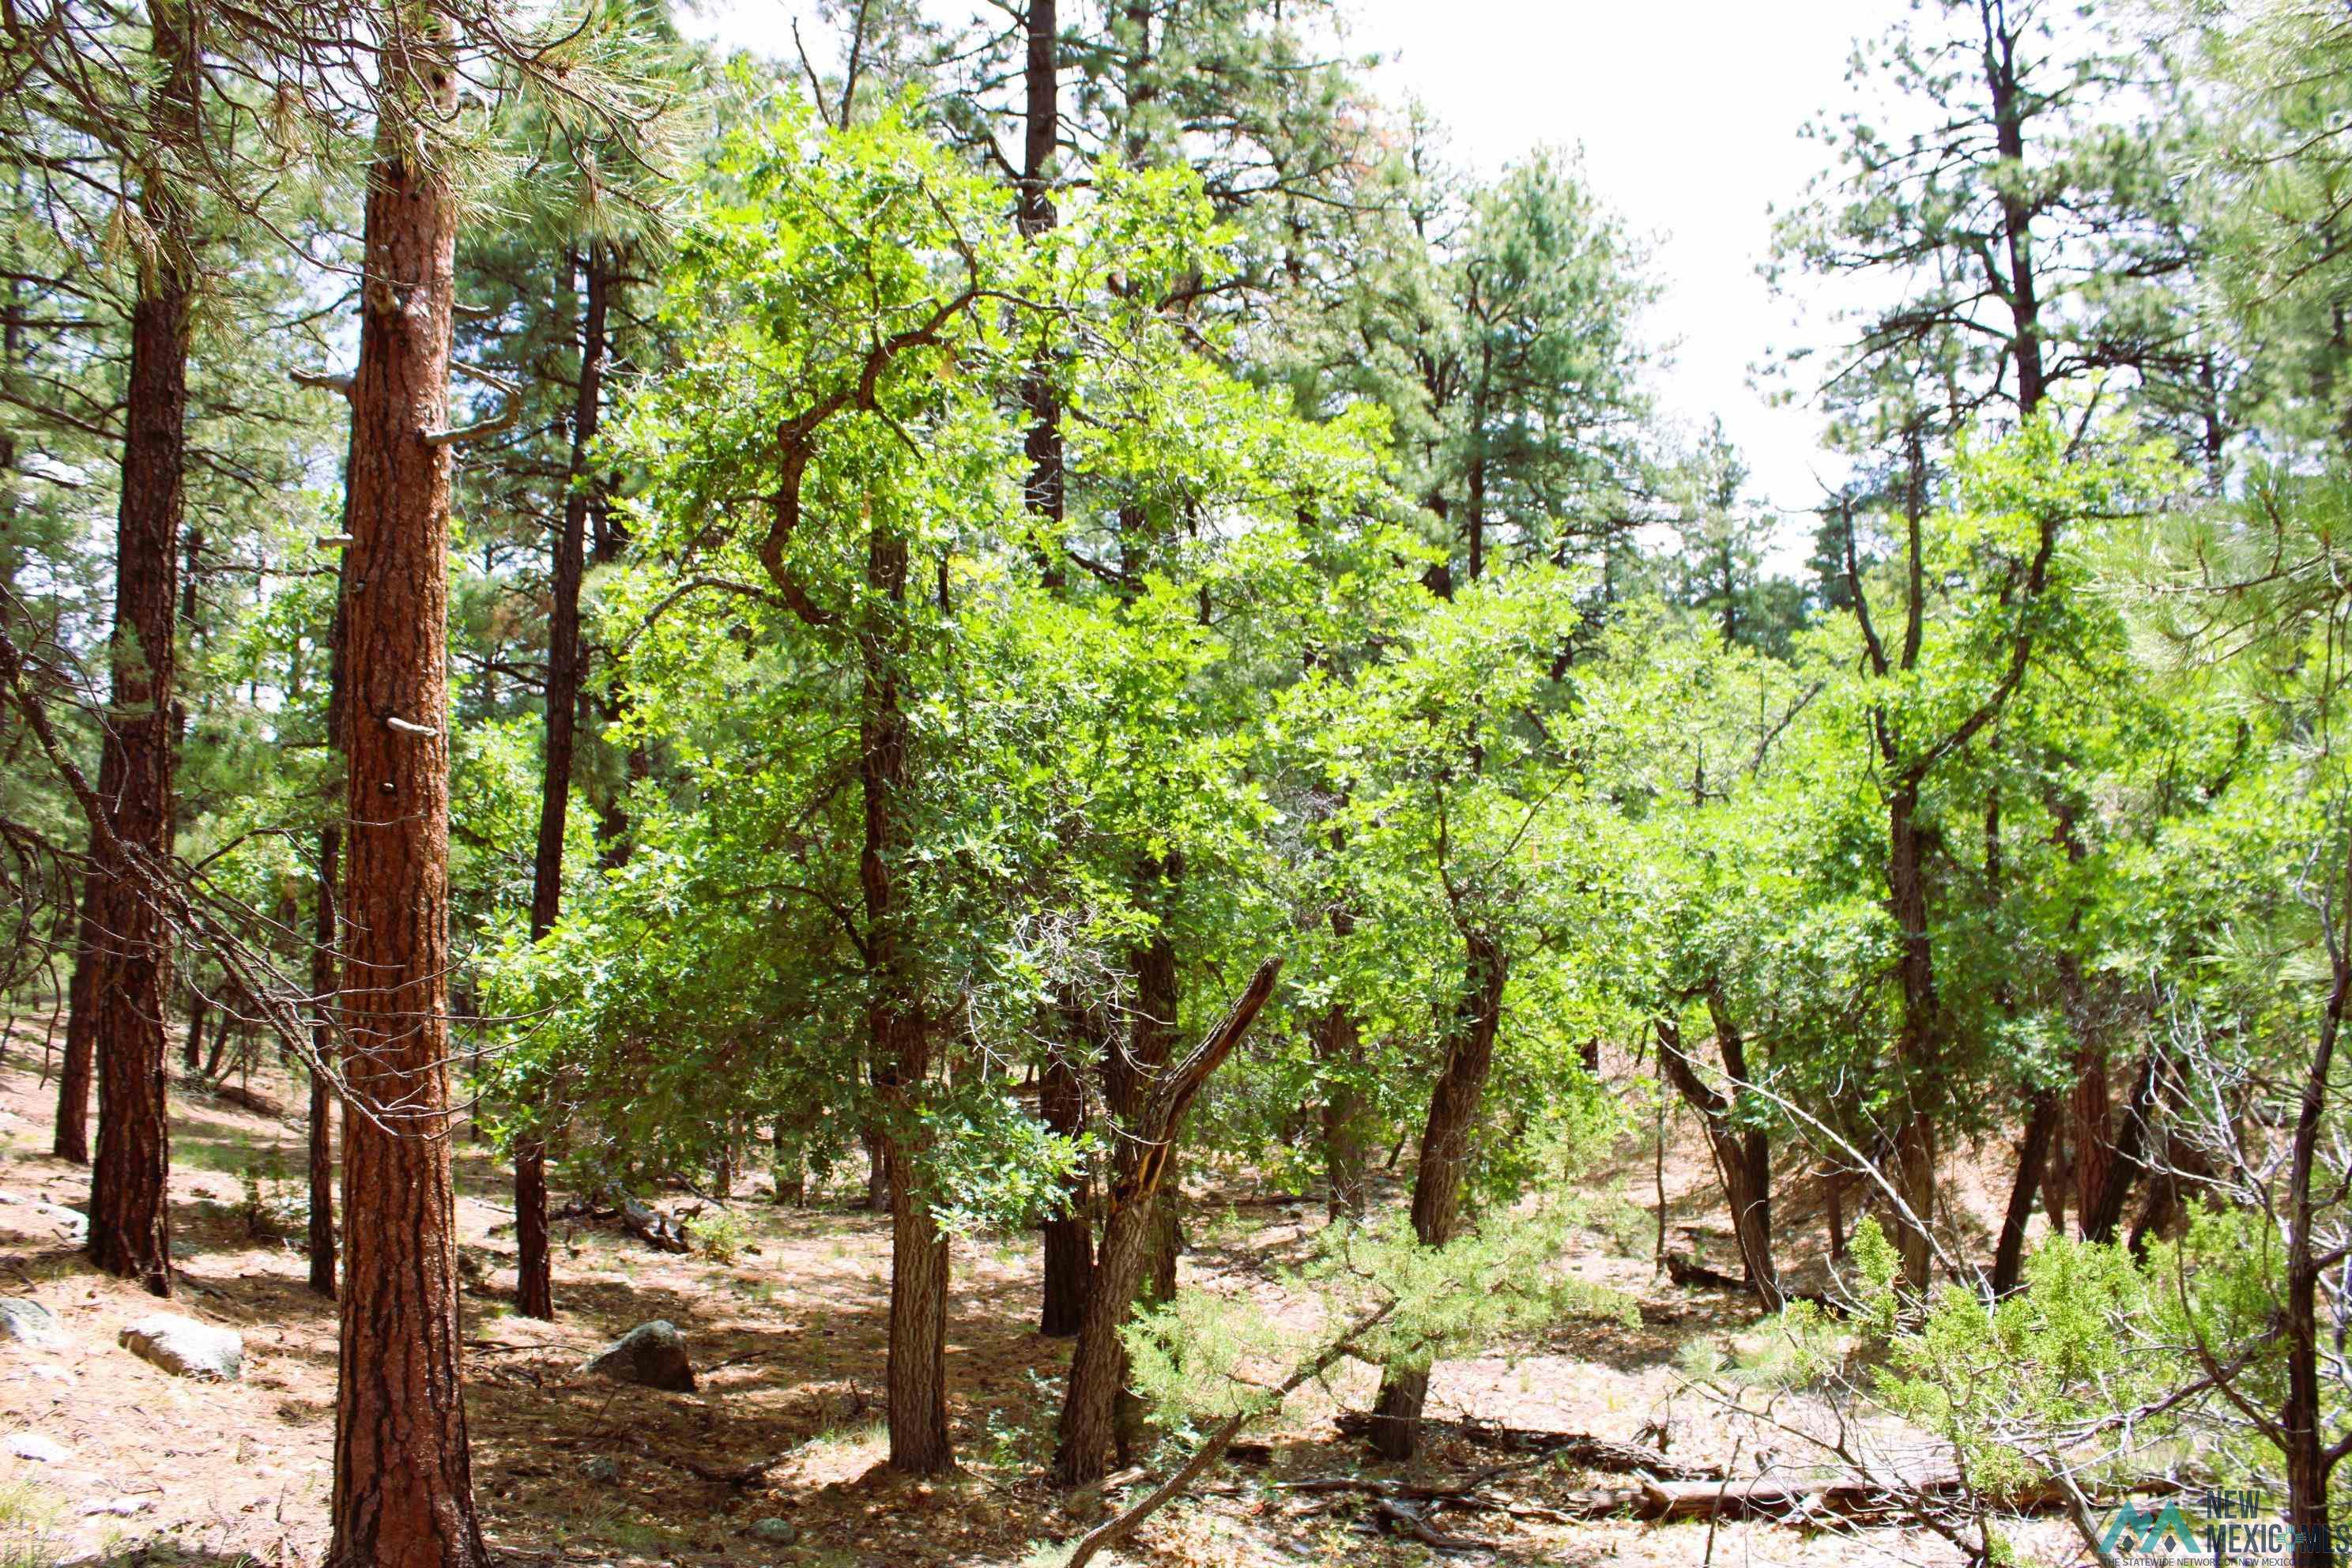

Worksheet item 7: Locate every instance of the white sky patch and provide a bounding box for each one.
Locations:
[686,0,1903,560]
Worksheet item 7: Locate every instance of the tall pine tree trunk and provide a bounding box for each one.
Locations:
[1368,930,1506,1461]
[327,51,485,1566]
[515,243,610,1324]
[85,0,198,1294]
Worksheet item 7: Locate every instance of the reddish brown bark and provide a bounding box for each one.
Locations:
[326,58,485,1568]
[1367,930,1506,1461]
[83,0,198,1293]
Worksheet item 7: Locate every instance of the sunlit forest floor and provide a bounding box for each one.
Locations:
[0,1023,2090,1567]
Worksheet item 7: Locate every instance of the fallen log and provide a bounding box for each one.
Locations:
[1333,1411,1722,1481]
[1549,1472,2177,1524]
[207,1082,286,1118]
[1371,1497,1495,1553]
[619,1195,691,1254]
[1664,1250,1748,1294]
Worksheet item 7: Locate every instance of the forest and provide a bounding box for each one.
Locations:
[0,0,2346,1563]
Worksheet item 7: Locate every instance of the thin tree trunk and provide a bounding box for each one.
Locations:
[183,985,205,1074]
[1038,1041,1092,1337]
[309,824,340,1298]
[54,900,96,1163]
[2079,1050,2158,1245]
[1990,1091,2059,1296]
[1655,998,1779,1312]
[2280,839,2350,1567]
[1317,999,1369,1220]
[514,244,609,1323]
[863,1124,889,1213]
[1018,0,1065,586]
[84,0,198,1295]
[771,1121,803,1205]
[1317,871,1369,1221]
[1368,930,1506,1461]
[1107,915,1182,1463]
[202,1005,231,1079]
[327,51,485,1566]
[1886,782,1939,1289]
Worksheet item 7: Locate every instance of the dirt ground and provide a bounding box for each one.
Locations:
[0,1020,2094,1568]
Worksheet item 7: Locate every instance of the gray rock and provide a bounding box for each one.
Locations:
[580,1455,623,1483]
[583,1320,695,1393]
[119,1314,243,1381]
[748,1518,797,1545]
[80,1497,151,1517]
[5,1433,66,1462]
[0,1298,63,1348]
[28,1201,84,1245]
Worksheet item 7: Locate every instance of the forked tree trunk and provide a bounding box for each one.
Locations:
[1367,931,1506,1461]
[84,0,198,1294]
[1655,997,1779,1312]
[1054,959,1281,1487]
[515,243,611,1324]
[308,825,339,1298]
[327,52,485,1568]
[1991,1091,2059,1297]
[2079,1050,2158,1245]
[1108,918,1182,1462]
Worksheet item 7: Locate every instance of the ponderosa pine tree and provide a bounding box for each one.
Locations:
[327,26,484,1564]
[81,0,204,1295]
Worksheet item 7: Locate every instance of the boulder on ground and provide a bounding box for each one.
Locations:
[6,1432,67,1462]
[749,1517,797,1544]
[119,1314,243,1381]
[0,1298,64,1348]
[582,1320,695,1393]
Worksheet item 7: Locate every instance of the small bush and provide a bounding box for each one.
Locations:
[686,1207,748,1264]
